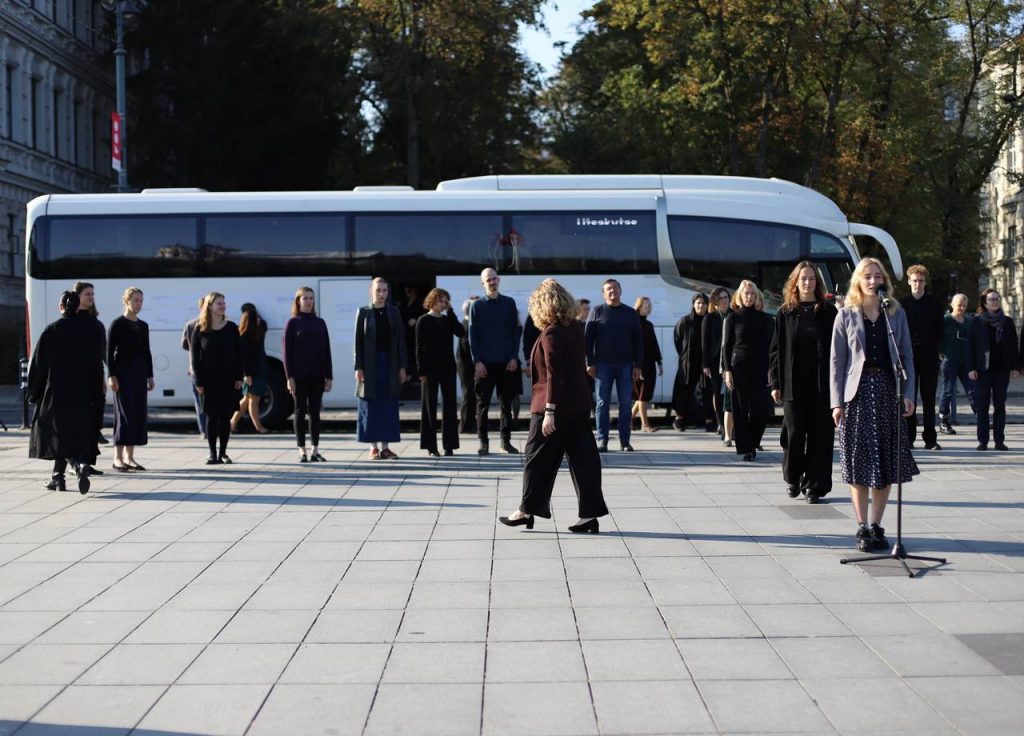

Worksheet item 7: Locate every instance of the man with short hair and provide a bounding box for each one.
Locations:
[899,264,945,450]
[585,279,643,451]
[469,269,522,455]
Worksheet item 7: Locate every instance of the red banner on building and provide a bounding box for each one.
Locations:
[111,112,123,172]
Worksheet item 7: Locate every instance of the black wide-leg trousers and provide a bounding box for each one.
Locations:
[519,411,608,519]
[780,392,835,495]
[420,372,459,452]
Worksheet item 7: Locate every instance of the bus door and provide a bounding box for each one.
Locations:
[318,277,374,407]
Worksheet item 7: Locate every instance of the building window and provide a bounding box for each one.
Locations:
[2,65,13,140]
[29,78,40,150]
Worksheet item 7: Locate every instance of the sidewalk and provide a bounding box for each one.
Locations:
[0,425,1022,735]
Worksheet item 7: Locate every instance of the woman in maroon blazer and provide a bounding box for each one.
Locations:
[499,279,608,533]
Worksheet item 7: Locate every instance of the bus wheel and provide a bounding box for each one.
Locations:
[260,362,293,430]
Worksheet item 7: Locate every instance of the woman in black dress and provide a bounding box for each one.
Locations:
[671,292,711,431]
[416,288,465,456]
[722,280,773,461]
[107,287,154,472]
[629,296,663,432]
[702,286,731,444]
[231,303,270,435]
[190,292,243,464]
[770,262,838,502]
[355,278,408,459]
[967,288,1021,450]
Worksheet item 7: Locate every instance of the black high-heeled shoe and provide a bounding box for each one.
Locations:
[568,518,599,534]
[499,515,534,529]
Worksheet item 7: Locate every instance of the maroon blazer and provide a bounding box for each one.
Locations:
[529,321,592,415]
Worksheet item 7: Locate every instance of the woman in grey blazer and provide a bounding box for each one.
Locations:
[830,257,919,552]
[355,277,408,459]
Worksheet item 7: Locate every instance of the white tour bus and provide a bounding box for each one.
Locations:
[24,174,903,426]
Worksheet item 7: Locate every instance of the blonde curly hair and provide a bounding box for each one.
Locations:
[529,279,577,329]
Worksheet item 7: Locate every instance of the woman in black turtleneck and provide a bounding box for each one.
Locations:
[770,261,838,501]
[672,292,712,431]
[967,288,1021,450]
[722,280,773,460]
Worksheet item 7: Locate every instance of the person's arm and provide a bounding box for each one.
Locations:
[507,299,522,370]
[189,329,203,388]
[543,328,565,407]
[353,309,365,371]
[673,318,684,356]
[181,321,191,352]
[584,308,597,367]
[415,316,428,379]
[144,322,154,386]
[282,318,296,381]
[829,311,848,422]
[322,319,333,382]
[468,301,483,365]
[449,308,465,338]
[721,314,735,374]
[106,319,118,380]
[896,310,916,405]
[769,312,783,395]
[651,322,663,365]
[631,311,643,367]
[230,324,243,388]
[27,328,50,404]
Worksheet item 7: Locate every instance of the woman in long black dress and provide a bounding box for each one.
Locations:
[355,277,408,459]
[231,303,270,434]
[630,296,663,432]
[967,288,1021,450]
[770,261,838,502]
[722,280,773,461]
[107,287,154,472]
[190,292,243,465]
[671,292,712,431]
[29,291,104,494]
[702,286,731,444]
[416,288,465,456]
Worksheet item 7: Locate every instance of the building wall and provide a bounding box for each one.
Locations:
[1,0,116,370]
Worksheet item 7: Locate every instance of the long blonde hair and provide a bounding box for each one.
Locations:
[529,279,577,328]
[198,291,225,331]
[121,287,143,313]
[846,257,899,313]
[731,280,764,311]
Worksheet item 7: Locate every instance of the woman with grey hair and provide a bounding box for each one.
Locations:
[938,293,975,434]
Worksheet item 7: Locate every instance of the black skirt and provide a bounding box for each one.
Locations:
[840,370,919,487]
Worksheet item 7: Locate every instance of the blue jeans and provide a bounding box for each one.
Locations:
[938,357,975,424]
[595,362,634,445]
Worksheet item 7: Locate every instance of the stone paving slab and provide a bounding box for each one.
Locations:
[0,424,1022,735]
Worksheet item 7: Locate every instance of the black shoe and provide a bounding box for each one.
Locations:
[310,452,326,462]
[501,441,519,454]
[219,454,232,464]
[786,484,801,498]
[478,441,489,456]
[443,448,454,456]
[806,492,821,505]
[97,434,109,445]
[939,421,956,435]
[598,440,608,453]
[568,518,600,534]
[45,474,66,492]
[299,455,309,463]
[977,443,988,451]
[672,421,684,431]
[73,463,91,494]
[111,463,131,473]
[499,515,534,529]
[206,455,222,465]
[870,524,889,550]
[924,442,941,451]
[620,443,634,452]
[994,443,1009,451]
[742,452,754,461]
[89,466,104,476]
[427,449,440,457]
[856,525,872,552]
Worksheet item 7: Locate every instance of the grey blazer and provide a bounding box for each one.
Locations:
[830,305,915,408]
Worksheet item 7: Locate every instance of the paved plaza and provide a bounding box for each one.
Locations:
[0,422,1022,736]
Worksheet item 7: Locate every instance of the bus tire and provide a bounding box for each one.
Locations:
[260,361,293,430]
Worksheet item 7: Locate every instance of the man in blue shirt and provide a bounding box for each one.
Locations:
[586,279,643,451]
[469,268,522,455]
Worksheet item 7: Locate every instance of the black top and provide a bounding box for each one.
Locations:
[701,310,726,373]
[283,312,333,381]
[241,328,267,378]
[638,315,662,368]
[374,307,391,352]
[795,304,818,384]
[416,311,465,378]
[190,321,243,388]
[899,293,944,357]
[722,307,772,374]
[966,312,1020,374]
[107,316,154,380]
[864,314,891,370]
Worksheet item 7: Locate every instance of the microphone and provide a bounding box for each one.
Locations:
[876,287,892,308]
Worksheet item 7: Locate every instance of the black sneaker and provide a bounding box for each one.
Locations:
[870,524,889,550]
[786,484,801,498]
[939,421,956,435]
[856,525,873,552]
[620,443,634,452]
[598,440,608,453]
[501,441,519,455]
[206,455,222,465]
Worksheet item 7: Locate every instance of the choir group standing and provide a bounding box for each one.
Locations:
[27,261,1024,549]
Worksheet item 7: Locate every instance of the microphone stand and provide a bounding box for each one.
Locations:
[840,296,948,578]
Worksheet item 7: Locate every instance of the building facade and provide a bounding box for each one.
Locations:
[1,0,116,360]
[980,121,1024,325]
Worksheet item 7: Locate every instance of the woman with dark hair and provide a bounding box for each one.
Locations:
[770,261,837,502]
[190,292,243,464]
[722,280,773,461]
[283,287,333,462]
[831,257,918,552]
[630,296,663,432]
[416,288,465,456]
[74,281,109,448]
[29,290,104,494]
[967,288,1021,451]
[107,287,154,472]
[671,292,711,431]
[355,278,408,459]
[500,279,608,533]
[702,286,731,444]
[231,303,270,434]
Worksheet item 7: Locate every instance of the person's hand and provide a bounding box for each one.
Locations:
[632,367,642,382]
[832,407,843,427]
[108,376,119,393]
[968,370,978,381]
[903,399,915,417]
[287,378,296,395]
[324,379,333,392]
[420,376,428,383]
[506,358,518,372]
[703,367,712,378]
[587,366,596,378]
[147,378,155,391]
[723,371,734,391]
[408,318,416,327]
[355,369,364,383]
[542,412,556,436]
[399,368,408,383]
[196,385,204,395]
[475,362,487,379]
[1012,370,1021,380]
[771,389,781,405]
[244,375,253,386]
[234,380,243,390]
[657,364,663,376]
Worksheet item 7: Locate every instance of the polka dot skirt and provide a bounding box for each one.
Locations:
[839,370,919,487]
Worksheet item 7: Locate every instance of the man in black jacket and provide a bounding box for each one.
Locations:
[899,264,945,450]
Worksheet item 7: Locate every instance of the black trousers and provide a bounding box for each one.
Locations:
[975,369,1010,445]
[673,375,716,429]
[293,377,325,447]
[206,410,231,457]
[421,372,459,451]
[780,392,835,494]
[458,363,477,434]
[731,359,769,455]
[708,371,725,431]
[520,412,608,519]
[907,352,939,447]
[474,362,516,442]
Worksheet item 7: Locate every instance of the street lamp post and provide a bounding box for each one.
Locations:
[101,1,141,192]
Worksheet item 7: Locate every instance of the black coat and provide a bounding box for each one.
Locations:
[967,313,1020,374]
[674,312,704,386]
[354,304,408,399]
[769,301,838,399]
[29,313,104,462]
[702,310,726,374]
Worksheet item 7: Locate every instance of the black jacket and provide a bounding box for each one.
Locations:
[770,301,838,399]
[701,310,726,374]
[967,313,1020,374]
[674,312,704,386]
[899,293,944,359]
